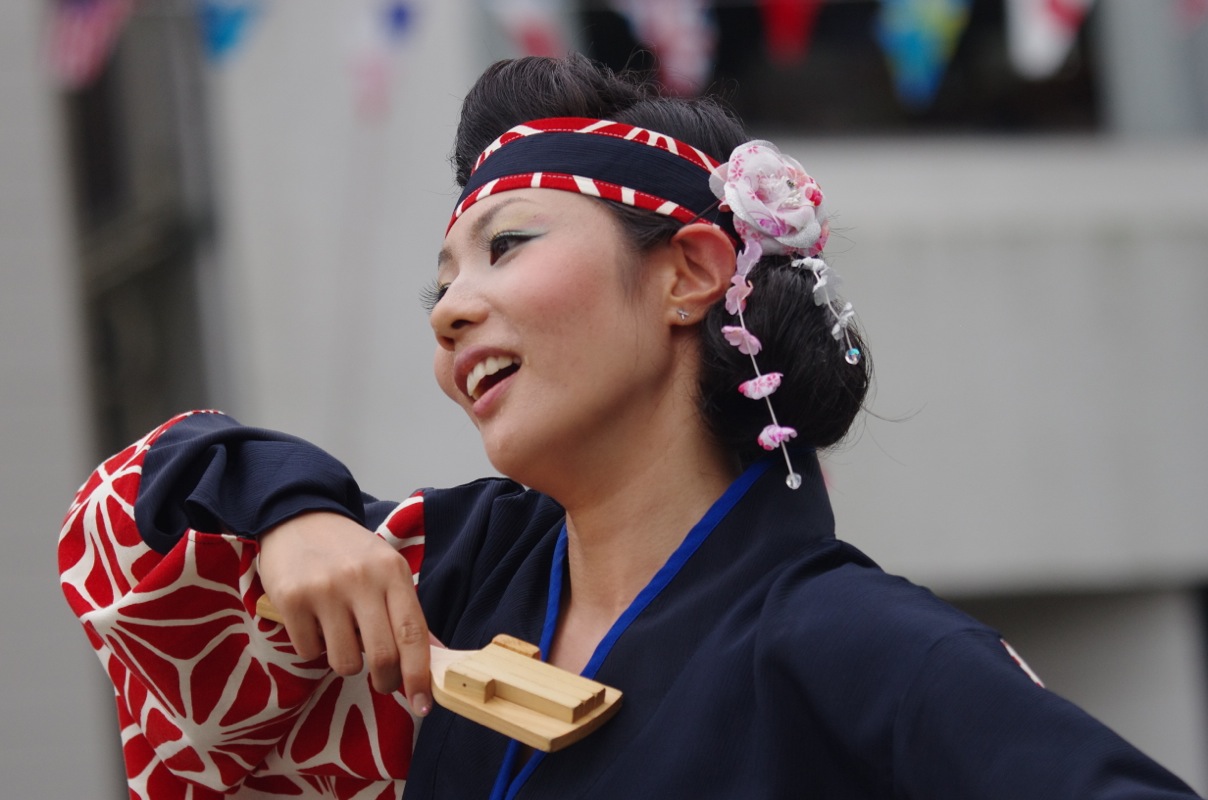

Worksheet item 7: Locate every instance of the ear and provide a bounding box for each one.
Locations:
[660,223,735,325]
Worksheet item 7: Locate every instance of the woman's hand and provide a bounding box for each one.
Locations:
[257,512,432,713]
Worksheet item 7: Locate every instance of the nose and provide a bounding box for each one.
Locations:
[430,278,487,352]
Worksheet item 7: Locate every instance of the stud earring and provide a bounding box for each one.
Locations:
[676,308,689,321]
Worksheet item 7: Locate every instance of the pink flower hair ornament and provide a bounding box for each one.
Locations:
[709,140,861,489]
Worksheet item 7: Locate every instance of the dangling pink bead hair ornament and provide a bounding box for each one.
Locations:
[709,141,860,489]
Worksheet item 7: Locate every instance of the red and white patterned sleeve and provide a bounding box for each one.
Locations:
[58,411,426,799]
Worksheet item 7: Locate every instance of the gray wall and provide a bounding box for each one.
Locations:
[1,1,123,795]
[813,139,1208,592]
[203,0,494,494]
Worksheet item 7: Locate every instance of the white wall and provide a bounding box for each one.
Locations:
[0,1,123,796]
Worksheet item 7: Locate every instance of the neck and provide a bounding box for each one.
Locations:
[512,333,741,670]
[555,426,737,633]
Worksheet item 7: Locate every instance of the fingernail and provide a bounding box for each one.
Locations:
[412,693,431,717]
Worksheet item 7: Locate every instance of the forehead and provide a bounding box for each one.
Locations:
[437,189,616,269]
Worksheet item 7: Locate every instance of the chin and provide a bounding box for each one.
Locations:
[480,432,559,492]
[478,428,533,481]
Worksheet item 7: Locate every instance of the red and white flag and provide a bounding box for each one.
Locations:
[486,0,570,57]
[609,0,717,96]
[1179,0,1208,31]
[47,0,136,90]
[758,0,823,66]
[349,0,419,122]
[1005,0,1095,79]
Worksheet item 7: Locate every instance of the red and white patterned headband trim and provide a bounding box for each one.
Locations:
[471,118,717,171]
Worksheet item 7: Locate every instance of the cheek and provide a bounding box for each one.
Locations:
[522,260,620,329]
[433,347,458,403]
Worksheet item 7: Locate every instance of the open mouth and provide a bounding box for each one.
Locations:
[467,355,521,401]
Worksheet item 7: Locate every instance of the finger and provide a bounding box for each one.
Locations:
[269,592,326,661]
[355,602,403,695]
[285,614,326,662]
[387,586,432,716]
[317,609,364,678]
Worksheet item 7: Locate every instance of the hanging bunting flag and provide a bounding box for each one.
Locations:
[47,0,136,90]
[1005,0,1095,79]
[350,0,419,122]
[758,0,823,66]
[875,0,972,110]
[382,0,415,41]
[608,0,717,96]
[199,0,264,63]
[1178,0,1208,32]
[485,0,570,57]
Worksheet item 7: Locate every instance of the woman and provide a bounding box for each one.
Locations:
[59,55,1201,799]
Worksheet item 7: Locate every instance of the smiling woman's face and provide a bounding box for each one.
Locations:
[431,189,680,492]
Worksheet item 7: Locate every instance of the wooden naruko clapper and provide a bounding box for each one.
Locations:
[256,595,622,752]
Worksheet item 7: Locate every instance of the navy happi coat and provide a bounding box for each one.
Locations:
[60,411,1201,799]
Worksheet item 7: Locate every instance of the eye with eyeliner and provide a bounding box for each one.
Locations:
[423,227,541,311]
[487,229,539,264]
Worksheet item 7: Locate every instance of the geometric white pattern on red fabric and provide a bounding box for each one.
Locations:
[59,411,425,799]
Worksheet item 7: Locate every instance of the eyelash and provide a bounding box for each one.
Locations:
[420,281,448,313]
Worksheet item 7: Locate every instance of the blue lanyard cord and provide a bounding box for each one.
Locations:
[492,458,772,800]
[487,531,570,800]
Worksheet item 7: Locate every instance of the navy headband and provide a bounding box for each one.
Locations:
[448,117,735,238]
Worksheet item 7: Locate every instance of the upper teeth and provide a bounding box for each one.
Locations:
[467,355,519,400]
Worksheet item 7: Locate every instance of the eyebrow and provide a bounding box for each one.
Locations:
[437,196,529,271]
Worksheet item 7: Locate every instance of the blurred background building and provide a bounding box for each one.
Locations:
[3,0,1206,795]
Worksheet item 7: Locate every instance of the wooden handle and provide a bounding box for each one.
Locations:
[256,594,285,623]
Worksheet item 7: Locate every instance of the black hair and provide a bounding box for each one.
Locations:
[452,54,870,462]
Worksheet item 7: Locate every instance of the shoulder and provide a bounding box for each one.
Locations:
[749,541,1051,789]
[416,478,565,642]
[420,477,564,558]
[759,540,993,664]
[754,540,1003,747]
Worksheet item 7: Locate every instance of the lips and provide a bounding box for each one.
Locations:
[465,354,521,401]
